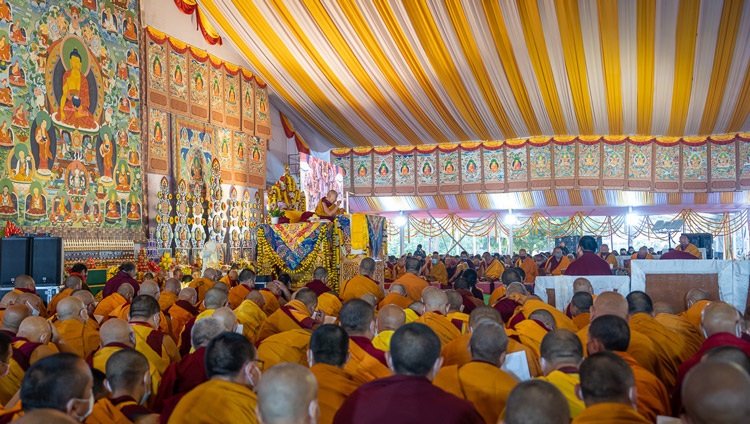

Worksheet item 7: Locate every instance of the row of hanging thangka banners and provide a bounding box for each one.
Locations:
[331,135,750,196]
[144,27,269,187]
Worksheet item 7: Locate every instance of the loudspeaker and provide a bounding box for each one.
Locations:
[0,237,30,286]
[29,237,62,286]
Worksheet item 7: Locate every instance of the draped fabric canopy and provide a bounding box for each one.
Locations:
[198,0,750,149]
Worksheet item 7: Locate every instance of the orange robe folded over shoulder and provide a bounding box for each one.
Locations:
[614,351,670,422]
[394,273,430,302]
[47,288,73,316]
[168,379,258,424]
[378,292,413,310]
[93,293,128,322]
[317,293,342,318]
[159,291,179,313]
[310,363,360,424]
[233,300,267,343]
[344,337,391,386]
[54,318,100,358]
[440,333,543,377]
[572,402,650,424]
[256,328,311,371]
[256,299,314,343]
[340,275,384,303]
[86,397,138,424]
[228,284,252,310]
[483,259,505,281]
[415,311,461,347]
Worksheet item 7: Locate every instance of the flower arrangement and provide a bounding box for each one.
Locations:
[268,205,284,218]
[160,252,173,271]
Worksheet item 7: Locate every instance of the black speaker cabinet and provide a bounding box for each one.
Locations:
[29,237,63,286]
[0,237,30,286]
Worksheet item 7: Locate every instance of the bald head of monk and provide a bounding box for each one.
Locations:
[164,278,181,295]
[227,270,238,284]
[293,288,318,315]
[573,278,593,295]
[506,282,528,296]
[389,283,407,297]
[587,315,630,354]
[57,297,87,323]
[106,349,152,405]
[682,360,750,424]
[376,304,406,333]
[340,299,375,339]
[17,316,53,344]
[212,281,229,294]
[469,321,508,367]
[503,380,570,424]
[405,257,421,274]
[421,288,449,315]
[203,288,229,310]
[238,269,256,288]
[529,309,556,331]
[212,306,237,332]
[0,290,19,307]
[626,290,654,317]
[702,345,750,375]
[14,274,35,291]
[571,292,593,316]
[191,317,224,350]
[100,318,134,347]
[653,301,675,315]
[179,287,197,305]
[407,301,424,317]
[578,351,637,408]
[21,353,93,419]
[469,306,503,330]
[63,275,82,291]
[686,288,709,309]
[206,332,259,389]
[388,323,442,380]
[540,329,583,375]
[203,268,219,282]
[129,295,161,329]
[245,290,266,309]
[139,280,160,300]
[308,324,348,368]
[589,291,628,321]
[701,302,742,337]
[1,303,31,334]
[117,283,135,303]
[360,293,378,308]
[445,290,463,313]
[359,257,375,278]
[17,292,43,317]
[71,290,96,317]
[257,363,318,424]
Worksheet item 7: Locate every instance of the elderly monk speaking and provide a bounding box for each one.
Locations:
[334,323,483,424]
[415,287,461,347]
[587,315,670,422]
[675,234,702,258]
[573,351,650,424]
[308,325,359,424]
[54,296,100,358]
[538,329,586,419]
[434,321,517,424]
[504,380,570,424]
[257,363,318,424]
[340,258,385,304]
[393,257,430,302]
[339,299,391,385]
[169,333,261,423]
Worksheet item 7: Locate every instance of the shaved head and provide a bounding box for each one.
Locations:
[139,281,160,299]
[256,363,317,424]
[469,322,508,365]
[540,329,583,372]
[359,257,376,277]
[17,293,43,314]
[626,291,653,315]
[529,310,555,331]
[117,283,135,302]
[14,275,35,290]
[164,278,181,295]
[106,349,150,392]
[17,316,53,344]
[579,351,635,406]
[682,361,750,424]
[100,318,134,347]
[376,305,406,332]
[1,304,31,333]
[702,345,750,374]
[590,291,628,321]
[70,290,95,306]
[389,284,407,296]
[211,307,237,332]
[702,302,741,337]
[191,317,224,349]
[0,291,19,307]
[653,302,675,315]
[179,287,197,304]
[63,276,82,291]
[203,288,228,309]
[507,282,528,296]
[686,288,709,308]
[212,281,229,293]
[445,290,463,312]
[469,306,503,328]
[571,292,593,315]
[294,288,318,314]
[504,380,570,424]
[56,297,85,322]
[339,299,374,336]
[573,278,593,294]
[421,289,448,313]
[407,302,423,316]
[310,324,348,367]
[360,293,378,308]
[246,290,266,309]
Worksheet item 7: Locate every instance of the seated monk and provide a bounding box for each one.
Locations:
[129,296,180,376]
[675,234,702,258]
[570,292,593,330]
[421,252,448,288]
[573,352,650,424]
[54,297,100,358]
[545,247,571,276]
[564,278,596,317]
[372,305,406,352]
[564,236,613,276]
[218,269,238,289]
[333,323,484,424]
[598,244,619,270]
[188,269,219,303]
[11,274,37,296]
[314,190,342,220]
[514,249,538,283]
[0,316,60,405]
[227,269,256,310]
[512,309,555,357]
[234,291,267,343]
[16,292,45,319]
[305,267,333,297]
[256,288,323,343]
[393,257,430,302]
[256,363,318,424]
[588,315,670,421]
[377,284,412,310]
[111,281,172,336]
[441,306,543,377]
[167,287,199,342]
[159,279,181,313]
[415,288,461,347]
[504,380,570,424]
[87,349,159,423]
[480,252,505,282]
[0,304,30,338]
[71,290,100,331]
[433,322,517,424]
[257,328,312,370]
[0,291,20,322]
[519,292,578,332]
[178,288,227,356]
[538,329,586,419]
[453,277,484,313]
[317,292,342,319]
[681,360,750,424]
[340,258,384,304]
[94,284,134,323]
[47,275,82,316]
[155,318,224,417]
[652,302,703,358]
[629,247,654,268]
[308,325,360,424]
[679,288,711,328]
[169,333,261,423]
[339,299,391,385]
[445,290,469,334]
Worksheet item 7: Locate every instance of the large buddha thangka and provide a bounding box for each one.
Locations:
[0,0,142,233]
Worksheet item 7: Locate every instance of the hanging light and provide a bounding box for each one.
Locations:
[394,211,408,228]
[504,209,518,226]
[626,207,640,227]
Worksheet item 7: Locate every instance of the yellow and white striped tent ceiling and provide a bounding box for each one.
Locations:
[199,0,750,149]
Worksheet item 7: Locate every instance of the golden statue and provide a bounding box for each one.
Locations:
[267,164,306,212]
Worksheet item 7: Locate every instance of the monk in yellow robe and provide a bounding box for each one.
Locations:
[129,296,180,376]
[675,234,702,258]
[94,284,134,323]
[514,249,538,283]
[415,289,461,347]
[169,333,260,423]
[588,315,670,421]
[378,284,412,310]
[111,281,172,336]
[570,292,593,330]
[11,275,36,297]
[653,302,704,358]
[629,247,654,269]
[159,278,181,312]
[434,322,516,424]
[258,289,281,316]
[256,289,321,343]
[512,310,554,357]
[228,269,258,310]
[680,289,711,328]
[317,292,342,318]
[393,257,430,302]
[545,248,571,276]
[234,293,267,343]
[481,252,505,281]
[445,290,469,334]
[167,287,199,342]
[538,328,586,419]
[53,297,100,358]
[372,305,405,352]
[340,258,384,303]
[314,190,342,220]
[47,275,82,316]
[488,285,507,307]
[308,325,360,424]
[188,269,219,303]
[256,328,312,371]
[598,244,619,270]
[521,298,578,332]
[339,299,391,385]
[421,253,448,287]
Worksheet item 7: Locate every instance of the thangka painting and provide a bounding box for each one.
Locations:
[528,144,551,190]
[174,116,213,195]
[246,136,266,189]
[241,70,254,132]
[682,144,707,192]
[0,0,142,232]
[209,60,224,124]
[416,150,437,195]
[710,142,737,191]
[232,131,248,184]
[438,146,459,194]
[394,150,414,195]
[188,49,209,120]
[372,150,394,195]
[331,154,350,192]
[654,144,680,191]
[482,144,504,191]
[459,146,481,193]
[553,143,575,188]
[146,28,168,107]
[147,108,168,174]
[602,143,626,188]
[505,145,528,191]
[214,127,232,183]
[254,79,271,138]
[168,41,188,114]
[577,142,600,188]
[739,141,750,188]
[351,151,372,196]
[224,65,240,128]
[627,143,652,189]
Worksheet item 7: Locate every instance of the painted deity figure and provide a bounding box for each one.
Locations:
[99,132,113,180]
[26,187,46,216]
[35,120,52,173]
[59,49,97,129]
[0,186,15,215]
[12,149,32,182]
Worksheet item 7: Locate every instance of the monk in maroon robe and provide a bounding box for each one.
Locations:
[564,236,613,276]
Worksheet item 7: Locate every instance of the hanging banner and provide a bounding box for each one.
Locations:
[529,143,552,190]
[394,150,415,195]
[232,131,249,184]
[168,39,189,114]
[438,145,460,194]
[710,139,738,191]
[209,57,225,125]
[214,127,233,183]
[241,70,255,132]
[147,28,169,108]
[626,143,653,190]
[553,143,576,189]
[254,78,272,138]
[148,108,169,174]
[173,116,214,193]
[654,144,680,192]
[460,144,482,193]
[740,139,750,189]
[247,137,267,189]
[352,150,373,196]
[331,153,351,193]
[373,149,394,195]
[682,144,708,192]
[188,48,210,120]
[224,64,241,128]
[602,141,626,189]
[577,141,601,189]
[482,142,505,192]
[416,148,438,195]
[505,144,528,191]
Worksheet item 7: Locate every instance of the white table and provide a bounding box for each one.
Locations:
[535,276,631,312]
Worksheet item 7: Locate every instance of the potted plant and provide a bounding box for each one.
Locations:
[269,206,283,224]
